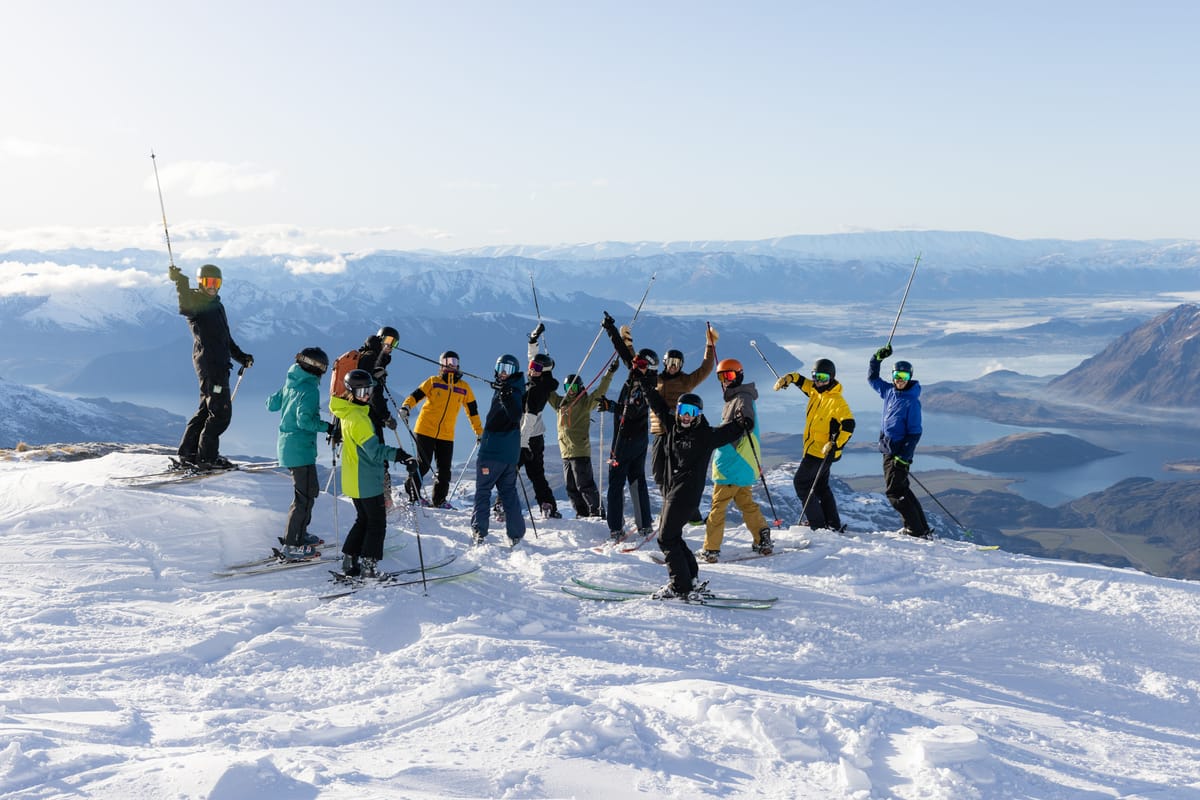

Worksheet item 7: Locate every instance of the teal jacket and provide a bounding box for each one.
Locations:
[266,364,329,468]
[711,382,762,486]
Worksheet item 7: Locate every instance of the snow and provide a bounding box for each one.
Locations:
[2,450,1199,799]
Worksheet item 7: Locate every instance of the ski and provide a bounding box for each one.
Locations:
[591,527,654,554]
[319,564,481,600]
[327,553,458,583]
[561,585,773,610]
[651,541,811,565]
[213,549,340,577]
[569,577,777,604]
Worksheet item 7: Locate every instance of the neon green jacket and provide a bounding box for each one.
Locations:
[330,396,399,498]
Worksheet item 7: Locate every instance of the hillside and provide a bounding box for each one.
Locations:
[1,447,1199,798]
[927,432,1120,472]
[0,377,183,448]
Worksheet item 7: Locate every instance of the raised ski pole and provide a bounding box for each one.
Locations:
[886,253,922,348]
[568,272,656,402]
[530,271,549,355]
[749,339,783,382]
[395,346,493,385]
[150,150,176,269]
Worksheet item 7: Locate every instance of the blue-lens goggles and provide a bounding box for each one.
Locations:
[677,402,701,419]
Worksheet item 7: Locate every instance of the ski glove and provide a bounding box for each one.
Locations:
[875,344,893,361]
[529,322,545,343]
[608,357,621,374]
[774,372,799,391]
[602,311,616,330]
[706,325,719,345]
[384,416,397,431]
[596,397,612,412]
[822,441,835,457]
[738,414,754,431]
[397,406,410,423]
[241,354,254,369]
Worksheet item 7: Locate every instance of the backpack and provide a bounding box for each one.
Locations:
[329,349,361,400]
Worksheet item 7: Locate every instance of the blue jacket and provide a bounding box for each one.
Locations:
[479,372,526,464]
[868,356,923,462]
[265,364,329,468]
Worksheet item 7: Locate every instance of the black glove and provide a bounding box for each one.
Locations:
[874,344,893,361]
[520,447,532,463]
[404,456,420,473]
[602,311,616,330]
[607,357,620,374]
[242,354,254,369]
[372,366,387,381]
[384,416,397,431]
[738,414,754,431]
[529,322,545,343]
[325,421,336,434]
[597,397,612,412]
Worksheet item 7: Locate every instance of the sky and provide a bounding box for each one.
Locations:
[2,446,1199,798]
[2,1,1199,257]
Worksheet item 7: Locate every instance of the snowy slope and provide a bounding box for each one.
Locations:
[1,450,1198,799]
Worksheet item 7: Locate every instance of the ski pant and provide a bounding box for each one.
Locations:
[519,435,557,511]
[344,494,387,560]
[794,454,842,530]
[472,458,525,542]
[179,372,232,462]
[883,455,930,535]
[657,490,700,593]
[652,432,702,522]
[409,433,454,506]
[562,456,601,516]
[606,434,651,534]
[703,484,770,551]
[284,464,319,546]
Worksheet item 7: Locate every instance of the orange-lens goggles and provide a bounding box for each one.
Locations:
[718,370,738,382]
[199,276,222,290]
[381,335,398,349]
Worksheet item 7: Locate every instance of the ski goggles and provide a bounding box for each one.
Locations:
[676,402,702,419]
[379,334,398,350]
[198,276,222,291]
[496,361,516,377]
[440,356,459,370]
[565,381,582,392]
[892,370,912,382]
[632,356,651,370]
[528,360,545,374]
[352,384,373,401]
[663,356,683,370]
[811,371,831,383]
[717,369,739,382]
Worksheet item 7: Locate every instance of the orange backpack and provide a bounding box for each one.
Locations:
[329,349,362,400]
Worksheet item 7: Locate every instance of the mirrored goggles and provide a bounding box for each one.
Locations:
[664,357,683,370]
[811,371,831,383]
[199,276,222,291]
[718,369,739,382]
[676,402,702,419]
[380,335,398,349]
[496,361,516,377]
[892,370,912,382]
[440,357,459,371]
[352,385,373,401]
[632,356,650,370]
[565,381,582,392]
[528,360,544,374]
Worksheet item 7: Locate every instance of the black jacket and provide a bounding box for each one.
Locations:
[601,319,655,440]
[646,387,744,505]
[171,271,248,381]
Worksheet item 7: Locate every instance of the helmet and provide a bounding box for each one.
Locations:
[893,360,914,380]
[716,358,744,387]
[440,350,460,372]
[295,347,329,376]
[813,358,837,380]
[635,348,659,369]
[664,348,685,367]
[377,326,400,349]
[495,353,520,378]
[197,264,222,280]
[529,353,555,373]
[676,392,703,427]
[344,368,375,401]
[564,373,583,392]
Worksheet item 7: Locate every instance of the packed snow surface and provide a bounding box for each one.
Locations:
[1,451,1198,799]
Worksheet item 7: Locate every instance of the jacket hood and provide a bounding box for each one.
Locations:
[723,381,758,403]
[286,362,318,388]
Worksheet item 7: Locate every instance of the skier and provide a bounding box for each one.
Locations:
[266,348,336,559]
[651,327,718,522]
[598,311,657,540]
[547,359,619,517]
[471,354,527,546]
[521,323,562,518]
[398,350,484,508]
[353,326,400,506]
[775,358,855,531]
[330,368,416,577]
[701,358,773,562]
[644,388,752,599]
[867,346,931,538]
[169,263,253,470]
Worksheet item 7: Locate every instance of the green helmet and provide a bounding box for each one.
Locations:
[198,264,222,281]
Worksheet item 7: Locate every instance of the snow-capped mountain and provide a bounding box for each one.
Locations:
[0,377,183,448]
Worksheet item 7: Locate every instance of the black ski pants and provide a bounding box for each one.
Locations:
[344,494,388,560]
[657,489,700,593]
[562,456,601,516]
[793,453,841,530]
[606,434,651,534]
[883,455,930,535]
[179,372,232,462]
[285,464,319,546]
[410,433,455,506]
[519,435,556,510]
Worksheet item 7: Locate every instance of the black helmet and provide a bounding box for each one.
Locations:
[893,360,914,378]
[440,351,460,373]
[377,325,399,341]
[564,373,583,392]
[198,264,222,280]
[664,348,685,366]
[296,347,329,376]
[495,353,520,378]
[635,348,659,368]
[344,368,375,400]
[676,392,703,426]
[530,353,555,373]
[813,358,836,379]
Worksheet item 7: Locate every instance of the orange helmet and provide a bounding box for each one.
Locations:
[716,358,743,386]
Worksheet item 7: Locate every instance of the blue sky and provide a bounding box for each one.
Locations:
[2,1,1198,255]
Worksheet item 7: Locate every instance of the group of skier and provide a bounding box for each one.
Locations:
[170,263,931,594]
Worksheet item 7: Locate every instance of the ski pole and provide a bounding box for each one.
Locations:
[394,346,494,385]
[330,441,341,549]
[749,339,783,382]
[908,471,975,540]
[150,150,176,269]
[798,452,833,529]
[449,438,480,500]
[229,365,246,402]
[597,410,605,507]
[409,465,429,593]
[530,271,550,355]
[886,253,922,347]
[743,427,782,527]
[516,466,539,538]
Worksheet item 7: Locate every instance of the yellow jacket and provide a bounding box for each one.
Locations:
[402,373,483,441]
[797,377,855,460]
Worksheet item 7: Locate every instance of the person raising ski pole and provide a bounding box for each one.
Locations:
[868,346,931,538]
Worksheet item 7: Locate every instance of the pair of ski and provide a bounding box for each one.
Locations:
[648,541,810,566]
[115,458,279,488]
[213,546,340,577]
[563,577,776,610]
[320,554,480,600]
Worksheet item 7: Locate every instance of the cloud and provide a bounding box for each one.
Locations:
[285,255,348,275]
[146,161,279,197]
[0,260,157,297]
[0,138,83,160]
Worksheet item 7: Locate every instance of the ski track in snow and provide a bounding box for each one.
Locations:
[1,452,1199,799]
